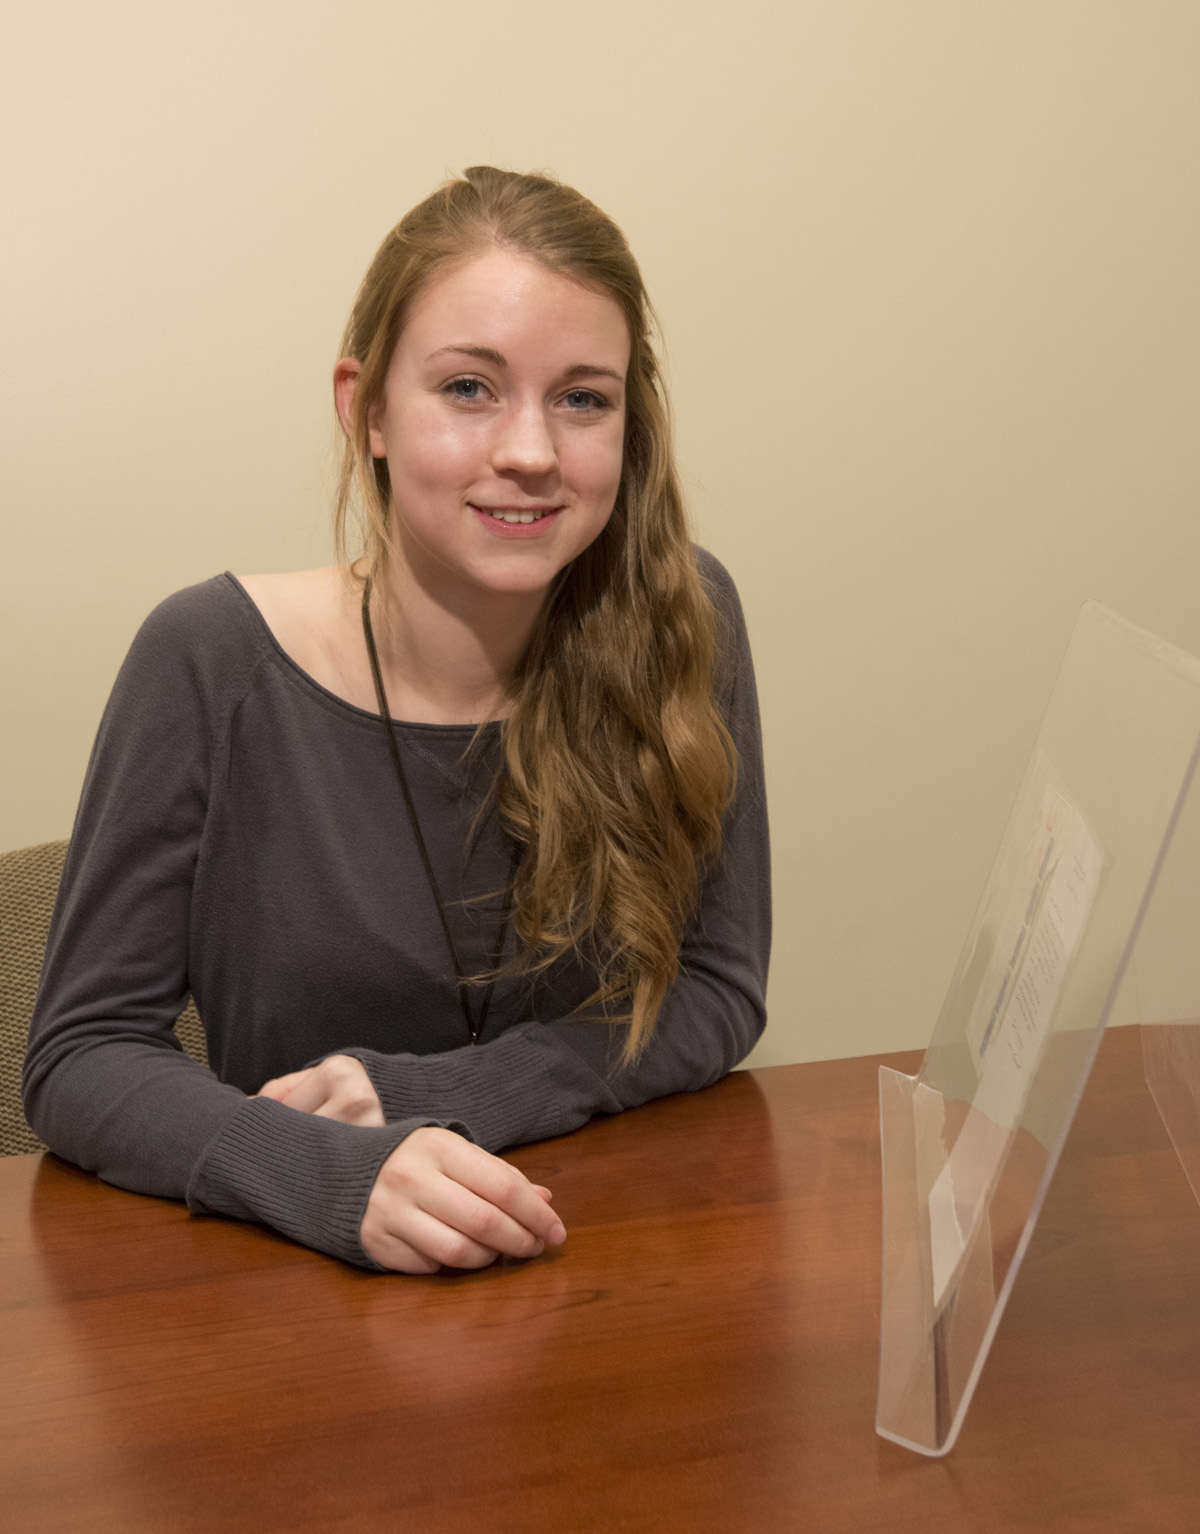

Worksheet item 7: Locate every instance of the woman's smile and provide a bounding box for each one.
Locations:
[470,502,564,535]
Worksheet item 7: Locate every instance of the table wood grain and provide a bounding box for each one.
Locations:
[2,1025,1198,1532]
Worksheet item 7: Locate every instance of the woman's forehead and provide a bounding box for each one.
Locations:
[397,248,631,375]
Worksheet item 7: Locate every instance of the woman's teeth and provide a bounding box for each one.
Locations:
[490,509,546,523]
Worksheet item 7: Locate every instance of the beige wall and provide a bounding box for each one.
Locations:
[3,3,1199,1065]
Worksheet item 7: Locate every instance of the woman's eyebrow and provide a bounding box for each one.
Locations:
[427,344,507,367]
[562,363,625,383]
[425,345,624,383]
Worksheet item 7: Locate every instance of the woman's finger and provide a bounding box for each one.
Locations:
[414,1178,550,1261]
[311,1089,385,1127]
[431,1136,567,1245]
[304,1058,385,1125]
[361,1129,565,1270]
[255,1070,308,1102]
[396,1207,506,1270]
[362,1182,506,1273]
[363,1226,453,1276]
[273,1070,331,1114]
[255,1058,385,1125]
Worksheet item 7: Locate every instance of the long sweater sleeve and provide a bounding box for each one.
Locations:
[23,584,471,1267]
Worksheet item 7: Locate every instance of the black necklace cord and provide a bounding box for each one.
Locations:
[361,579,518,1043]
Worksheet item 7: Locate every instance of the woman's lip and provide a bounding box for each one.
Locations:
[470,505,563,537]
[470,504,563,515]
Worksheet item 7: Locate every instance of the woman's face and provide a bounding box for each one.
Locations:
[364,246,630,607]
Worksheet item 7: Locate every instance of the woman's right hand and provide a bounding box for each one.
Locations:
[360,1126,567,1274]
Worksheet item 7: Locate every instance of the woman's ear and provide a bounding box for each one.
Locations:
[333,357,361,439]
[335,357,388,458]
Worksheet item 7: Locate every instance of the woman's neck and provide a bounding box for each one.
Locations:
[366,560,544,726]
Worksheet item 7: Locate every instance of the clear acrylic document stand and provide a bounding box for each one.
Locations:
[1139,695,1200,1207]
[876,601,1200,1457]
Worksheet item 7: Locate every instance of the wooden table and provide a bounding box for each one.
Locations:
[3,1025,1199,1532]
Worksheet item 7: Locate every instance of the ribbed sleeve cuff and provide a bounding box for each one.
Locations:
[184,1096,471,1269]
[345,1023,622,1154]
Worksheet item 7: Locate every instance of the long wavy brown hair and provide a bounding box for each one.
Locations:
[335,166,735,1059]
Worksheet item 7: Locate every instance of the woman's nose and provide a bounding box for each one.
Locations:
[491,402,558,479]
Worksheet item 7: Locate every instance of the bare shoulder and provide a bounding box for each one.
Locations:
[235,566,371,706]
[237,567,344,633]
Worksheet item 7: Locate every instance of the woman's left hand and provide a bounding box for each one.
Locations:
[256,1055,386,1127]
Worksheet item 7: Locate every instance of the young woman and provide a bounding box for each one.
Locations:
[24,167,770,1273]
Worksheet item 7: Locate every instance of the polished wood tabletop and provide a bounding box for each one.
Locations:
[3,1024,1199,1533]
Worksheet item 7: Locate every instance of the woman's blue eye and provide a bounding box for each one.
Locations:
[447,377,485,401]
[564,389,604,410]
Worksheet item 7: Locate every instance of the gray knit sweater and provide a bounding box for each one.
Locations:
[24,550,770,1267]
